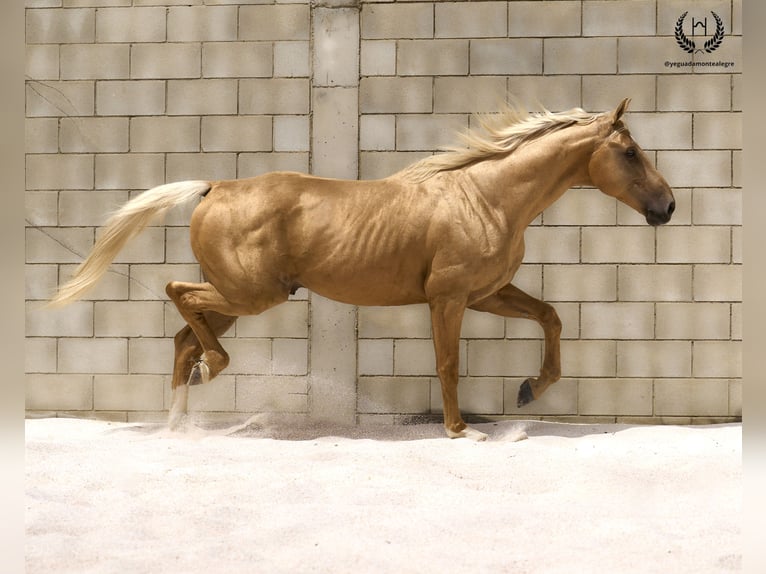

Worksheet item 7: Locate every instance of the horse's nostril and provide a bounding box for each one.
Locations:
[667,200,676,216]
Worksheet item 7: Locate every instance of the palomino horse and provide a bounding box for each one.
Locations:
[51,98,674,440]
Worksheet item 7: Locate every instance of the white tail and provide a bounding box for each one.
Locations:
[49,180,211,307]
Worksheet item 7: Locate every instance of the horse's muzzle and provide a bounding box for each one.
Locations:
[646,199,675,226]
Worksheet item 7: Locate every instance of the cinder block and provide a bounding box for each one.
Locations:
[360,77,433,114]
[691,189,741,226]
[561,340,616,377]
[27,81,95,117]
[397,40,469,76]
[25,118,58,154]
[360,115,395,151]
[95,7,166,43]
[579,379,653,416]
[26,227,93,264]
[654,378,730,417]
[580,302,654,340]
[128,264,201,300]
[467,339,541,377]
[729,379,741,417]
[187,376,236,412]
[238,152,310,178]
[94,153,164,190]
[167,79,238,115]
[544,265,617,302]
[220,338,270,376]
[507,2,579,37]
[313,7,359,88]
[583,0,655,36]
[312,87,358,178]
[273,116,309,152]
[469,39,542,76]
[583,76,656,113]
[26,264,58,301]
[237,301,309,338]
[732,151,742,189]
[239,4,310,41]
[27,154,93,190]
[131,44,201,79]
[656,302,730,340]
[506,76,582,111]
[360,40,396,76]
[130,116,200,153]
[523,227,580,264]
[432,377,504,415]
[357,376,431,414]
[26,45,59,80]
[59,190,128,226]
[732,226,742,264]
[618,264,692,302]
[358,339,394,376]
[461,308,505,339]
[544,38,617,75]
[25,190,58,226]
[60,117,129,153]
[616,341,692,378]
[626,112,692,150]
[239,79,310,115]
[202,42,272,78]
[201,116,272,152]
[435,2,507,38]
[59,338,128,374]
[731,303,742,341]
[95,301,165,337]
[274,41,310,78]
[96,80,165,116]
[26,300,93,337]
[657,75,732,112]
[26,374,93,411]
[235,376,309,413]
[542,188,616,226]
[165,153,237,182]
[272,339,308,376]
[361,3,433,39]
[434,77,510,114]
[694,264,741,302]
[359,152,431,180]
[61,44,129,80]
[26,337,57,374]
[26,8,95,44]
[694,112,742,150]
[396,114,468,152]
[657,226,731,264]
[94,374,164,410]
[396,339,450,377]
[582,227,655,263]
[358,305,431,339]
[693,341,741,378]
[128,338,174,374]
[167,6,238,42]
[505,378,577,415]
[618,37,690,75]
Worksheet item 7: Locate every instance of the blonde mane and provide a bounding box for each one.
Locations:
[398,104,602,183]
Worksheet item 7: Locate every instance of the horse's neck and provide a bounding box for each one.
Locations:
[465,123,603,227]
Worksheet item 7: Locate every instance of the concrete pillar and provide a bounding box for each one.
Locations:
[308,3,360,424]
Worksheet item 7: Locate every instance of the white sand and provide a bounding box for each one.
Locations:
[25,416,741,573]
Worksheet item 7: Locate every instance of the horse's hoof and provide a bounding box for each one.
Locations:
[517,379,535,408]
[446,426,489,441]
[187,360,209,386]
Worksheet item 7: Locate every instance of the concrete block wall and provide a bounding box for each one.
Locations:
[26,1,742,426]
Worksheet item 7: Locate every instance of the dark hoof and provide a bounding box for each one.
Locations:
[517,379,535,408]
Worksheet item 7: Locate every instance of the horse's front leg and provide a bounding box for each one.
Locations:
[429,296,488,441]
[470,283,562,407]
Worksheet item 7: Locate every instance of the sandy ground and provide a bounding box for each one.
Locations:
[25,416,741,574]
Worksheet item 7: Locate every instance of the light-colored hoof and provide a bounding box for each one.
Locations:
[446,426,489,441]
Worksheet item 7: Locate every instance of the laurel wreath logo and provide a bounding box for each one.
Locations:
[675,11,725,54]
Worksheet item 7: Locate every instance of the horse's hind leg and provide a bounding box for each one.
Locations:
[168,312,236,429]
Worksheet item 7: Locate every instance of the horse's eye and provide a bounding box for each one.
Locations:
[625,147,636,158]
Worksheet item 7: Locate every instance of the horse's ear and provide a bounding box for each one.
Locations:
[612,98,631,124]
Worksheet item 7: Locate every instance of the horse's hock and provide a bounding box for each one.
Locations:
[25,2,742,427]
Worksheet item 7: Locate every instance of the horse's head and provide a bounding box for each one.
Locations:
[588,98,675,226]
